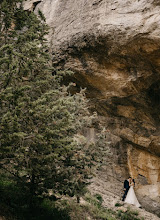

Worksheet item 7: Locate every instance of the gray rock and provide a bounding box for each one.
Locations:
[27,0,160,217]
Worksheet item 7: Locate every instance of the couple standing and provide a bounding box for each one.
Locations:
[122,176,141,208]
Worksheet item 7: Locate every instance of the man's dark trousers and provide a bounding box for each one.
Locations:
[122,180,130,201]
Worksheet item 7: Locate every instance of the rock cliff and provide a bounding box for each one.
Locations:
[25,0,160,217]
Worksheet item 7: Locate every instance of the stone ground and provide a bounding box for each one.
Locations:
[90,182,160,220]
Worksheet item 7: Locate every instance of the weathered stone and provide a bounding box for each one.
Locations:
[28,0,160,216]
[23,0,42,11]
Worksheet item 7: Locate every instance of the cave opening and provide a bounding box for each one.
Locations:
[147,81,160,124]
[147,81,160,106]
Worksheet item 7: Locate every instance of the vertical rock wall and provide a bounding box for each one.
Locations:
[25,0,160,216]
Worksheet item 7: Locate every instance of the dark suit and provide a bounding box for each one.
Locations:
[122,179,130,201]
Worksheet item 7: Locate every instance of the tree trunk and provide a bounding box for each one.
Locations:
[29,174,36,210]
[77,196,80,203]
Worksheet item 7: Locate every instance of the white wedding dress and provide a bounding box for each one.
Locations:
[125,186,141,208]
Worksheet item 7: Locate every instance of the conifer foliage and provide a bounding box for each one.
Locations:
[0,0,97,202]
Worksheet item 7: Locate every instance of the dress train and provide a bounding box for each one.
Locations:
[125,186,141,208]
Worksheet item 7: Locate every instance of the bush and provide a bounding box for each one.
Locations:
[0,174,70,220]
[115,203,123,207]
[94,194,103,205]
[116,208,142,220]
[84,193,116,220]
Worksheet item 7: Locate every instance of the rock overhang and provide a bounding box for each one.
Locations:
[26,0,160,216]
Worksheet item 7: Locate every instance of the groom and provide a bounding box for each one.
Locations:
[122,176,131,201]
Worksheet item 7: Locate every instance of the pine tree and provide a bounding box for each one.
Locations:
[0,0,100,204]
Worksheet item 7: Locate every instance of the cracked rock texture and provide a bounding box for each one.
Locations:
[26,0,160,217]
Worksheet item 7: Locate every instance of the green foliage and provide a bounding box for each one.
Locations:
[0,174,70,220]
[115,203,123,207]
[84,193,116,219]
[85,193,103,208]
[0,175,144,220]
[116,208,142,220]
[0,0,103,207]
[94,193,103,204]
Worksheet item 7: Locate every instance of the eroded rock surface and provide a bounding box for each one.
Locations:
[29,0,160,216]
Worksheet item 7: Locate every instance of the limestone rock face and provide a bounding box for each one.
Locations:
[23,0,42,11]
[32,0,160,216]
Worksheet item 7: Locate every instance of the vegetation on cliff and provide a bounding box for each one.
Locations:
[0,1,155,220]
[0,0,106,218]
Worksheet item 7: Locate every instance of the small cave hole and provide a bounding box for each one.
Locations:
[33,1,42,11]
[147,81,160,124]
[147,81,160,107]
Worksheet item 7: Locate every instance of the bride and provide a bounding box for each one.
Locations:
[125,178,141,208]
